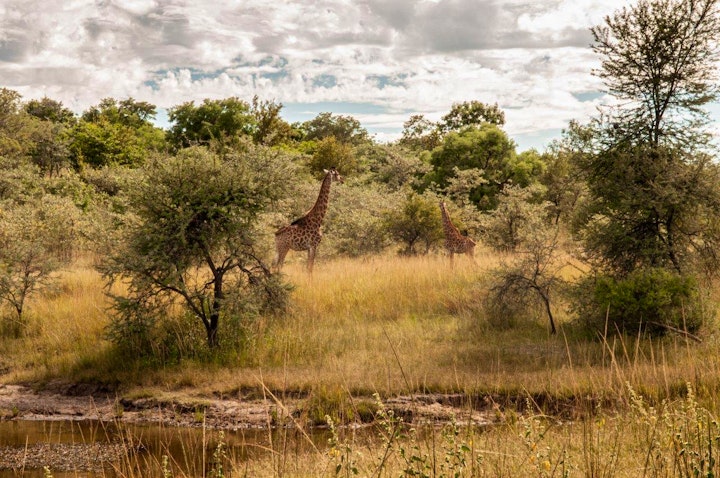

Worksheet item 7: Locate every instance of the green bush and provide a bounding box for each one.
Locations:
[575,268,706,337]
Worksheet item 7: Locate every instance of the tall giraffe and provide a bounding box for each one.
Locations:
[274,167,343,272]
[439,200,476,263]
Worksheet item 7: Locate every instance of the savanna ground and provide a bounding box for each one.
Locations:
[2,249,720,477]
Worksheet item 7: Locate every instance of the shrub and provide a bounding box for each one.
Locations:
[575,268,707,338]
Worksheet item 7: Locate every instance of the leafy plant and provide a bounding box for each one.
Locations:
[575,268,706,337]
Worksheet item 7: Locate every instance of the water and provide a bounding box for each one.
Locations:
[0,420,332,477]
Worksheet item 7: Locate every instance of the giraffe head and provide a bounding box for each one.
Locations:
[324,167,344,184]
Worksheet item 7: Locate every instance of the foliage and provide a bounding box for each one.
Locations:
[301,112,369,145]
[591,0,720,148]
[166,97,256,150]
[383,191,443,255]
[250,96,296,146]
[322,182,395,257]
[438,100,506,132]
[306,137,358,178]
[574,267,706,337]
[480,184,549,252]
[0,196,79,332]
[426,124,520,210]
[574,0,720,279]
[574,144,720,276]
[69,98,166,169]
[24,96,76,125]
[539,127,588,224]
[358,143,429,191]
[399,114,442,151]
[485,205,563,334]
[0,89,41,160]
[102,145,293,350]
[27,120,71,176]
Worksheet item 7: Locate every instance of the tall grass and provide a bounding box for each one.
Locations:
[1,250,720,409]
[18,383,720,477]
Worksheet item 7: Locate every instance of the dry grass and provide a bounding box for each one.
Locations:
[1,249,719,410]
[4,251,720,477]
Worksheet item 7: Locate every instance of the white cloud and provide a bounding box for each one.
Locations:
[1,0,718,151]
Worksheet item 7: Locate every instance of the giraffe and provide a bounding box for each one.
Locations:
[274,167,343,273]
[439,200,476,263]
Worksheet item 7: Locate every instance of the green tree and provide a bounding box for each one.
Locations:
[69,98,166,169]
[398,114,441,151]
[362,143,430,191]
[0,89,36,160]
[0,196,79,333]
[438,100,505,133]
[591,0,720,148]
[250,96,296,146]
[383,192,443,255]
[427,124,518,209]
[103,145,293,350]
[480,184,550,252]
[307,137,358,178]
[301,112,369,145]
[575,0,720,277]
[540,122,591,225]
[24,97,76,125]
[167,97,257,150]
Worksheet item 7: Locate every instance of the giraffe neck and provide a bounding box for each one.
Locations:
[440,203,461,237]
[306,171,333,225]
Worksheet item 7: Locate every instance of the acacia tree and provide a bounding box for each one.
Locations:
[103,145,294,350]
[0,196,78,333]
[575,0,720,277]
[591,0,720,148]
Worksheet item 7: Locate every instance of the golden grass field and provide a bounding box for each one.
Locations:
[3,249,720,476]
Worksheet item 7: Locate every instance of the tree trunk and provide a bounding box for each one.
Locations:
[205,273,224,349]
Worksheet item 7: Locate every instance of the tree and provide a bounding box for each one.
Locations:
[167,97,257,150]
[539,123,590,225]
[307,137,358,178]
[383,192,443,255]
[362,144,430,191]
[480,184,550,252]
[591,0,720,148]
[398,114,442,151]
[486,213,563,335]
[438,100,505,133]
[301,112,369,145]
[69,98,166,169]
[0,196,79,333]
[0,88,36,160]
[82,97,156,128]
[575,0,720,277]
[103,145,293,350]
[426,124,519,209]
[24,97,76,125]
[250,96,296,146]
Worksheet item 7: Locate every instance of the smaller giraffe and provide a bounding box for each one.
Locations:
[274,167,343,273]
[439,200,476,263]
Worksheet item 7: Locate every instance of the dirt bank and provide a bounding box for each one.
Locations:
[0,382,497,472]
[0,382,495,429]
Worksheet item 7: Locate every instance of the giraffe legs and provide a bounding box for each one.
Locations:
[274,243,290,272]
[307,246,317,273]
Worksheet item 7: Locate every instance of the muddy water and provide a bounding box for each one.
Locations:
[0,420,332,477]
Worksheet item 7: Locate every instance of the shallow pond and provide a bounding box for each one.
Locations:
[0,419,334,477]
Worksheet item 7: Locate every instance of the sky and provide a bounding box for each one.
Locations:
[1,0,718,152]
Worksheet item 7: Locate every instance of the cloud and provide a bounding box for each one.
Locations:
[0,0,716,152]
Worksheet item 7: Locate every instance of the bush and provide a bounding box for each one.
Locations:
[575,268,707,338]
